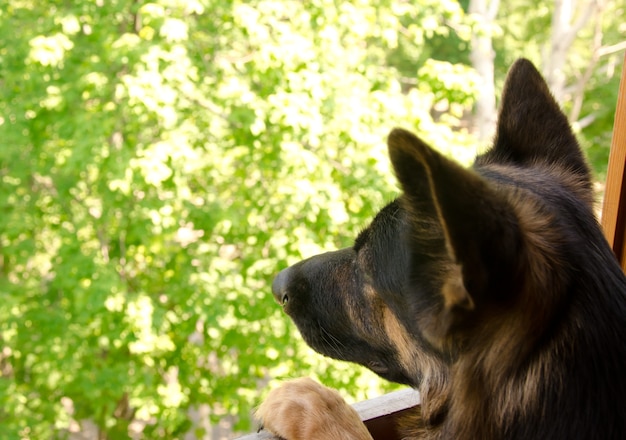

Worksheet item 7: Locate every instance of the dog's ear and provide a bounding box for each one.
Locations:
[484,58,590,180]
[388,128,522,312]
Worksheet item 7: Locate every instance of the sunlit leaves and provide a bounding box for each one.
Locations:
[28,33,74,67]
[4,0,622,438]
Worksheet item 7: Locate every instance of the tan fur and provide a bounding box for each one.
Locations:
[382,307,415,371]
[256,378,373,440]
[382,307,449,430]
[441,265,473,312]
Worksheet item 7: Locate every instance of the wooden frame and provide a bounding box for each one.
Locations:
[237,53,626,440]
[601,53,626,270]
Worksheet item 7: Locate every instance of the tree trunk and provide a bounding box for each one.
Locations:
[543,0,598,104]
[469,0,499,143]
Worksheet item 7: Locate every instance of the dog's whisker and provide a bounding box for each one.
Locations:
[318,321,344,357]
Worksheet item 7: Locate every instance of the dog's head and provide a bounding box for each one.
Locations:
[272,59,592,390]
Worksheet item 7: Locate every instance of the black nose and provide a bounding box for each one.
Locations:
[272,267,292,305]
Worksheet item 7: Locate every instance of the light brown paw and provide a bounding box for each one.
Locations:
[256,377,373,440]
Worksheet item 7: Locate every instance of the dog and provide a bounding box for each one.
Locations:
[256,59,626,439]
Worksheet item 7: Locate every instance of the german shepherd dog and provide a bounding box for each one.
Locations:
[256,59,626,439]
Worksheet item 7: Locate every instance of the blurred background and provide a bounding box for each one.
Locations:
[0,0,624,438]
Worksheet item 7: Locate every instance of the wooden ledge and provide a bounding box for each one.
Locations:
[236,388,421,440]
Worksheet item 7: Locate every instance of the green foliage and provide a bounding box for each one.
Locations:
[0,0,622,438]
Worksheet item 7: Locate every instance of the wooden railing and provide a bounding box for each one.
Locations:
[237,53,626,440]
[236,388,420,440]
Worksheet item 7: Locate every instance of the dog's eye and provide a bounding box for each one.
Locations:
[368,360,389,374]
[282,295,289,306]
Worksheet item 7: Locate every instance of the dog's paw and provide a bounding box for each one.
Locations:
[256,377,373,440]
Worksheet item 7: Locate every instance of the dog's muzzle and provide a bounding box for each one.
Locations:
[270,248,355,309]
